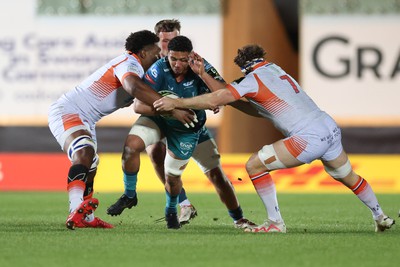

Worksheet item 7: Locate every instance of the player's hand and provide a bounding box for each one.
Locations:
[189,52,205,77]
[154,96,176,112]
[170,108,198,128]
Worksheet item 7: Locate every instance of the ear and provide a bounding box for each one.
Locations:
[139,50,146,59]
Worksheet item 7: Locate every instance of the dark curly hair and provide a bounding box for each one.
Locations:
[125,30,159,54]
[234,44,266,68]
[154,19,181,35]
[167,36,193,52]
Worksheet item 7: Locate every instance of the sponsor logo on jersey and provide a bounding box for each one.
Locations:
[150,67,158,78]
[127,64,140,74]
[180,142,194,152]
[183,80,194,87]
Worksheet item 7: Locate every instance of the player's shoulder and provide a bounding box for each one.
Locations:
[150,57,170,73]
[149,58,170,75]
[153,57,169,69]
[123,53,143,69]
[109,53,144,76]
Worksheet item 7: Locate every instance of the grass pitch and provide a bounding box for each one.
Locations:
[0,192,399,267]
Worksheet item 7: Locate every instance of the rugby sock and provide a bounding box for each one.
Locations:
[83,182,95,222]
[67,180,85,213]
[83,180,94,200]
[67,164,88,213]
[228,206,244,221]
[83,177,95,222]
[123,170,138,198]
[178,187,191,206]
[250,171,283,223]
[165,190,179,215]
[349,176,383,220]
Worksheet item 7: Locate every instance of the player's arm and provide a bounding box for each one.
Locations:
[190,52,226,92]
[229,100,262,117]
[192,57,260,116]
[226,76,262,117]
[133,96,181,117]
[123,75,162,106]
[124,74,195,126]
[133,98,157,115]
[154,88,236,111]
[134,98,196,128]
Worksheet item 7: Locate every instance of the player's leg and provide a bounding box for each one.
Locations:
[245,139,304,233]
[107,117,161,216]
[164,151,188,229]
[163,131,199,229]
[322,147,395,232]
[146,142,166,183]
[192,137,255,229]
[146,140,193,213]
[63,130,94,210]
[62,130,104,229]
[48,105,110,229]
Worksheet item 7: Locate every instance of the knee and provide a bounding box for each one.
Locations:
[245,154,262,174]
[72,147,95,167]
[122,136,145,161]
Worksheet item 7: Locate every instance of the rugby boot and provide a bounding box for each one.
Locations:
[66,198,99,230]
[375,214,395,232]
[107,194,138,216]
[178,205,197,224]
[75,217,114,229]
[234,218,257,231]
[166,213,181,229]
[250,219,287,233]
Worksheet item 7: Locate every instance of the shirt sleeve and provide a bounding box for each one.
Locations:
[114,58,144,84]
[203,58,225,83]
[143,61,163,92]
[227,74,258,99]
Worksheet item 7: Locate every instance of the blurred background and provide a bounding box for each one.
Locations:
[1,0,399,193]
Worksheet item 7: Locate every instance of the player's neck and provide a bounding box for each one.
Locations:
[175,74,185,83]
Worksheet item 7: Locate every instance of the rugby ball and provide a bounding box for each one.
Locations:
[159,91,179,119]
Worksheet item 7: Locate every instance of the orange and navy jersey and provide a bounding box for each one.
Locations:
[56,52,144,124]
[227,62,326,136]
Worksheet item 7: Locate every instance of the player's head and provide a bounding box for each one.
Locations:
[167,35,193,76]
[154,19,181,57]
[234,44,266,75]
[125,30,161,71]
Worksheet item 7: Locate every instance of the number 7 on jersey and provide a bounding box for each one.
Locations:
[280,75,299,93]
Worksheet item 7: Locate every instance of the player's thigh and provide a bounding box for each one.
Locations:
[192,138,220,173]
[166,131,199,160]
[49,103,92,151]
[128,116,162,148]
[273,140,304,168]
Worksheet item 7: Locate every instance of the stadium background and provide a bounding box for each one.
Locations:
[0,0,399,193]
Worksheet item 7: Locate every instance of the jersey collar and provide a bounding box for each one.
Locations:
[252,61,269,71]
[126,51,142,64]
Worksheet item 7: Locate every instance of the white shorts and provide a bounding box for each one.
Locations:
[284,114,343,163]
[129,116,162,148]
[48,102,97,150]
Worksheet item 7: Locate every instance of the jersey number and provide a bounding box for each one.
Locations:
[280,75,299,93]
